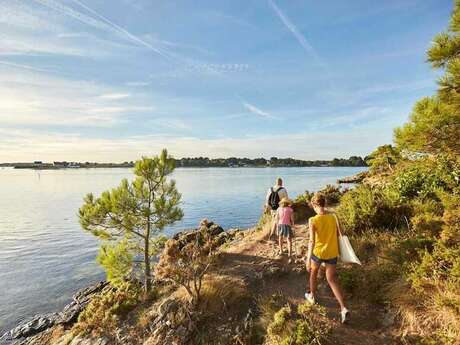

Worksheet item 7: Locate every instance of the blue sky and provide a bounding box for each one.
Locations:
[0,0,453,162]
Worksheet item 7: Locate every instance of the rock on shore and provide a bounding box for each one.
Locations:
[1,282,109,343]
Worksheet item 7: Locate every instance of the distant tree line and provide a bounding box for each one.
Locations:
[3,156,367,168]
[176,156,367,167]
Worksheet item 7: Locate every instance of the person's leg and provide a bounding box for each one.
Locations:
[309,261,320,298]
[278,232,283,255]
[325,264,346,310]
[287,236,292,257]
[269,216,277,240]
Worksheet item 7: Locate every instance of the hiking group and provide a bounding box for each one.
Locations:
[265,178,350,323]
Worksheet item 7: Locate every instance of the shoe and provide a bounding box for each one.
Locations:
[287,257,292,264]
[304,292,316,304]
[341,308,350,324]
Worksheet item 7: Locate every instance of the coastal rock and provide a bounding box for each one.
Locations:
[52,334,110,345]
[143,297,195,345]
[2,281,108,341]
[337,171,368,184]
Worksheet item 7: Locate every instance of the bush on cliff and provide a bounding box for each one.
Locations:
[74,282,143,337]
[154,221,218,305]
[336,184,410,233]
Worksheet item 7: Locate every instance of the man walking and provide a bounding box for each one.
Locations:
[265,177,288,240]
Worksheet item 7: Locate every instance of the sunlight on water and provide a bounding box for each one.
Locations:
[0,166,364,333]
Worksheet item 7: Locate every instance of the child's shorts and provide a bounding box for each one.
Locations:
[311,254,338,265]
[278,224,293,238]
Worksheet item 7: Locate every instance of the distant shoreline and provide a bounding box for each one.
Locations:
[1,164,367,170]
[0,156,368,170]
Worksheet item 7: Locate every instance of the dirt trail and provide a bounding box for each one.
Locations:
[214,224,397,345]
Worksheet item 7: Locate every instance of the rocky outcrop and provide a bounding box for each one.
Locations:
[337,171,368,184]
[1,282,108,343]
[142,297,195,345]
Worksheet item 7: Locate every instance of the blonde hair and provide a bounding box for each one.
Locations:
[279,197,292,207]
[311,193,326,207]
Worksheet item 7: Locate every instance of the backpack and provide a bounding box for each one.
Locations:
[268,187,284,210]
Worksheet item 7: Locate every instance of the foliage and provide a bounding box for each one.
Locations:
[394,0,460,156]
[392,157,460,201]
[97,240,133,287]
[74,282,142,336]
[295,185,344,205]
[154,225,218,304]
[265,303,331,345]
[394,97,460,156]
[366,144,401,174]
[320,184,343,205]
[79,149,183,293]
[408,193,460,289]
[176,155,367,167]
[336,184,411,232]
[294,190,314,204]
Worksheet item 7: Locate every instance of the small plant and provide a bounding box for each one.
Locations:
[155,225,218,305]
[74,282,142,336]
[265,303,330,345]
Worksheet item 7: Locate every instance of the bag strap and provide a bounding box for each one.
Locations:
[333,213,343,237]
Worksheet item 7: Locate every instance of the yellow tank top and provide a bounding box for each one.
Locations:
[311,213,339,260]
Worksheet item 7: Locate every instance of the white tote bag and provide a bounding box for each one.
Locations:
[338,235,362,265]
[334,215,362,265]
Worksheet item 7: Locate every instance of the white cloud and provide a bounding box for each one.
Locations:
[98,93,131,100]
[242,101,277,119]
[0,127,389,163]
[125,81,151,87]
[0,68,153,127]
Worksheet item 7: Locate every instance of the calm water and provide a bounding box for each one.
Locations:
[0,166,364,333]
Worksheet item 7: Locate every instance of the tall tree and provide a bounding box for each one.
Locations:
[79,149,183,292]
[395,1,460,156]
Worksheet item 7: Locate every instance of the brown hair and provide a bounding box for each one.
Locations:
[311,193,326,207]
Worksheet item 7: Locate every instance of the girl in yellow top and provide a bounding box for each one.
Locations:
[305,193,350,323]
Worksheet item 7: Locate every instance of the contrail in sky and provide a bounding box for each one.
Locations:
[267,0,335,87]
[31,0,176,62]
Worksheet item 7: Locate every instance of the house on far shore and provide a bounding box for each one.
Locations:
[33,161,43,165]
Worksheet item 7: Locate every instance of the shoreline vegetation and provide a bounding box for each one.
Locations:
[1,156,367,170]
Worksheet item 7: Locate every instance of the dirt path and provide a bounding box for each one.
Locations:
[213,225,397,345]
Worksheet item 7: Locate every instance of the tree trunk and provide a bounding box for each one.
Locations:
[144,222,151,294]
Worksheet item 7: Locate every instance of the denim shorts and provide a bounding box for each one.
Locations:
[311,254,337,265]
[278,224,293,238]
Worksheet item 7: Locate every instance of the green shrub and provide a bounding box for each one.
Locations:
[74,281,142,336]
[295,185,344,206]
[265,303,330,345]
[392,157,460,202]
[408,193,460,289]
[337,184,411,233]
[295,190,314,204]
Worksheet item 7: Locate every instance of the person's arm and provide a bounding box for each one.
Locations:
[306,218,315,272]
[290,210,295,227]
[274,208,280,224]
[264,188,271,211]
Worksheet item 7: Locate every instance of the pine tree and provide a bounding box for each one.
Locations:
[395,1,460,156]
[79,149,183,293]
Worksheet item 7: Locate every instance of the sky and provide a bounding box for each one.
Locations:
[0,0,453,162]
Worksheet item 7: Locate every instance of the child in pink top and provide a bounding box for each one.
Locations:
[276,198,295,261]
